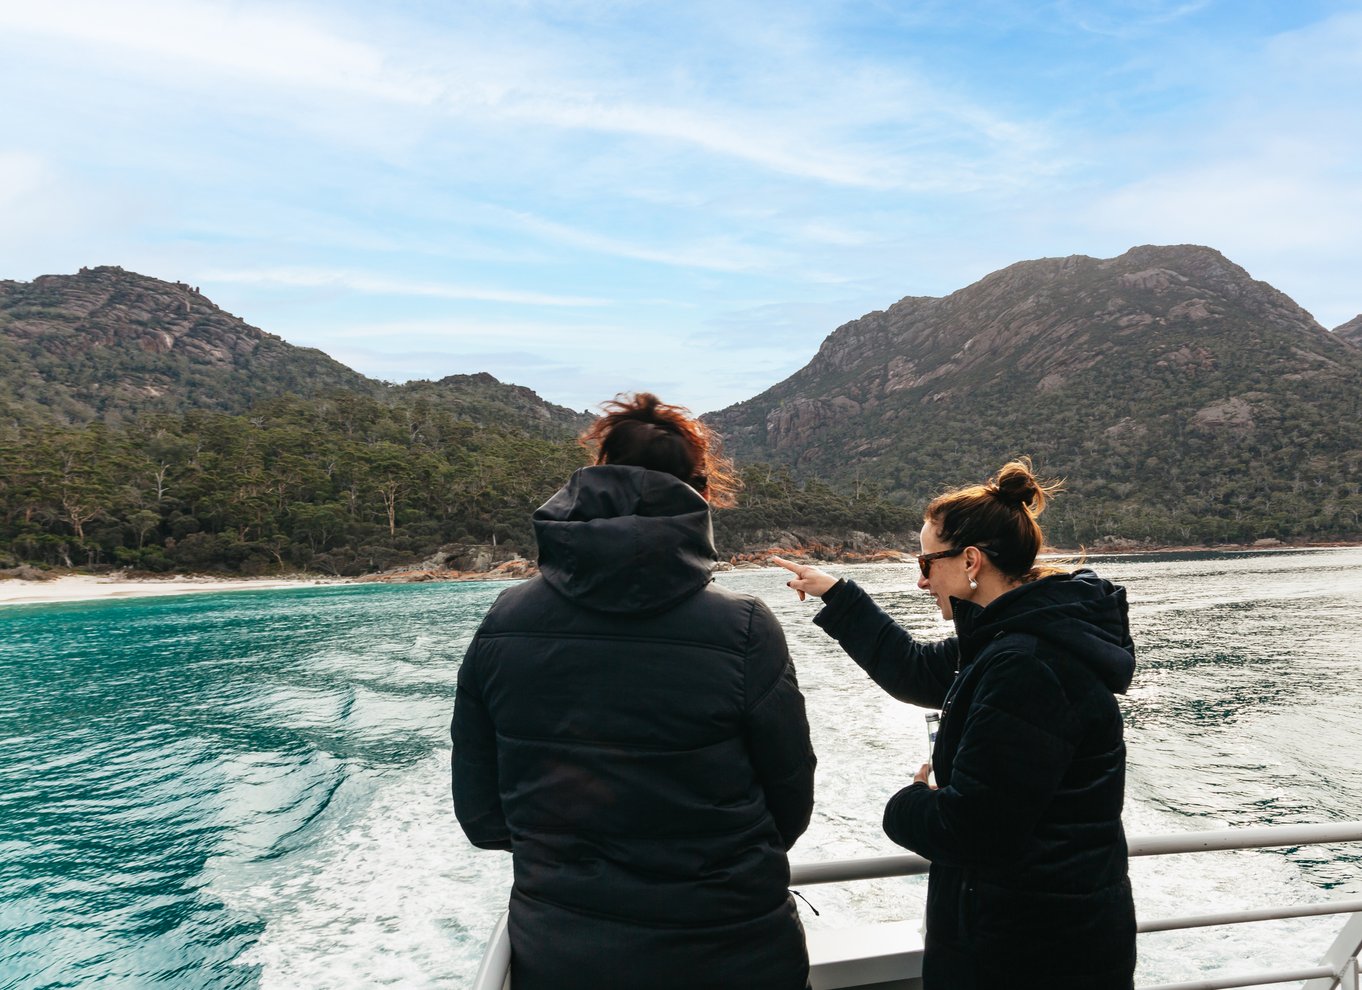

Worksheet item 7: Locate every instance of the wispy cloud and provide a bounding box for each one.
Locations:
[1074,7,1362,326]
[199,269,609,307]
[0,0,1054,193]
[3,0,1356,408]
[1090,164,1362,253]
[0,152,46,210]
[503,211,786,273]
[0,0,432,103]
[293,317,637,345]
[1054,0,1213,38]
[495,95,904,189]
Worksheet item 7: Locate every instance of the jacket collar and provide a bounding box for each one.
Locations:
[533,465,717,614]
[949,568,1136,693]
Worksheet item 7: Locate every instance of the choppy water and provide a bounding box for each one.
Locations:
[2,550,1361,988]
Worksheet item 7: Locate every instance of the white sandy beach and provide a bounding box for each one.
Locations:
[0,574,350,607]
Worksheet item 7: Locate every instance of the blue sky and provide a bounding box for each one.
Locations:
[2,0,1359,413]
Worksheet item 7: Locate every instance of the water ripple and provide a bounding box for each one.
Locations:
[2,555,1360,988]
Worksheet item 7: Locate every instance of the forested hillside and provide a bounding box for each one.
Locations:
[0,268,913,573]
[0,393,915,574]
[0,394,583,573]
[5,250,1359,577]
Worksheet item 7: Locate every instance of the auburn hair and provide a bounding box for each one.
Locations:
[924,457,1066,582]
[580,393,739,507]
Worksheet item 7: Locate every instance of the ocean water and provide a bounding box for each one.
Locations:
[2,550,1361,989]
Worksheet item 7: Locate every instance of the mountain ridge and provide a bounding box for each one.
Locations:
[707,244,1362,545]
[1335,313,1362,346]
[0,266,589,436]
[5,250,1359,551]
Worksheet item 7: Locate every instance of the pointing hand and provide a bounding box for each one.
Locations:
[770,556,838,601]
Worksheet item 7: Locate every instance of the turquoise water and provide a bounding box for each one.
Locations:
[3,551,1361,988]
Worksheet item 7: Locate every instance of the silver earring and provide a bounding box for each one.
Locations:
[969,578,978,590]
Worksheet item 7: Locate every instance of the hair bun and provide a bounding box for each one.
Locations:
[990,458,1061,515]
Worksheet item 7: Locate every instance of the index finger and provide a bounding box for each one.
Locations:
[769,555,802,574]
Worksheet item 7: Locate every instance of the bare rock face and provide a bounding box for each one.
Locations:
[1119,268,1184,292]
[765,396,862,450]
[0,266,376,423]
[1191,396,1254,433]
[3,267,263,364]
[1335,314,1362,347]
[358,542,538,582]
[1155,345,1217,375]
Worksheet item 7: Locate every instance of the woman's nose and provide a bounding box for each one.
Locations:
[916,573,930,590]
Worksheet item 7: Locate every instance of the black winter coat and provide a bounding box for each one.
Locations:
[452,465,816,990]
[815,571,1137,990]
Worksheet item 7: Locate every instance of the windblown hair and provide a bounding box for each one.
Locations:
[581,393,739,507]
[924,457,1066,582]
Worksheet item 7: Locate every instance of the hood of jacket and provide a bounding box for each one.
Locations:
[533,464,717,614]
[950,568,1135,694]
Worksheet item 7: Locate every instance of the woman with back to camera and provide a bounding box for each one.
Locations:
[776,458,1136,990]
[452,393,817,990]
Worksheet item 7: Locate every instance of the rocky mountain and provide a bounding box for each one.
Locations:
[0,266,588,437]
[0,266,379,425]
[708,245,1362,545]
[1335,314,1362,347]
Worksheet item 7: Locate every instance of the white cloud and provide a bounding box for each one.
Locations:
[1054,0,1213,38]
[0,0,1055,194]
[1089,164,1362,254]
[0,0,432,104]
[289,316,636,345]
[6,1,1356,408]
[503,211,786,273]
[324,338,701,412]
[197,268,609,307]
[0,151,47,209]
[499,95,902,189]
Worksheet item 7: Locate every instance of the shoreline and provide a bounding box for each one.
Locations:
[4,541,1361,607]
[0,573,351,607]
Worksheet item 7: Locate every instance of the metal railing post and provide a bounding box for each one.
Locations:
[471,910,511,990]
[1305,910,1362,990]
[470,822,1362,990]
[1336,956,1359,990]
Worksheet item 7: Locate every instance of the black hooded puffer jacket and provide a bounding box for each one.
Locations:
[452,465,816,990]
[814,571,1137,990]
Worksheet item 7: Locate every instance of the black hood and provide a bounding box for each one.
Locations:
[533,465,717,614]
[951,568,1136,694]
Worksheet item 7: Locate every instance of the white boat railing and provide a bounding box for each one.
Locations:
[470,821,1362,990]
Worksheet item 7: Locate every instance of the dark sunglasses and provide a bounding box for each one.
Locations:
[917,545,998,578]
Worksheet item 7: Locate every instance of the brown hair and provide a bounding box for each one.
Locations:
[580,393,739,507]
[924,457,1065,582]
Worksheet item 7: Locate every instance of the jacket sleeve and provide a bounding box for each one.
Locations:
[451,638,512,851]
[813,579,958,709]
[744,599,817,851]
[882,650,1076,868]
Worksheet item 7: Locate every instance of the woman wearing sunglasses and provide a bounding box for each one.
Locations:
[774,458,1136,990]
